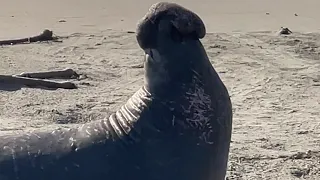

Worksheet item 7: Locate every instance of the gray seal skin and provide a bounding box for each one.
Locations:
[0,2,232,180]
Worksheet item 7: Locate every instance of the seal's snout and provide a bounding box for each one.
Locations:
[136,2,206,50]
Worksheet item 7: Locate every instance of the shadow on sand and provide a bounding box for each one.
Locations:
[0,82,66,91]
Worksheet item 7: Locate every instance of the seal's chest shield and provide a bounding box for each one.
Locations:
[163,73,217,145]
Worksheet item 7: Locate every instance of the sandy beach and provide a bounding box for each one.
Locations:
[0,0,319,179]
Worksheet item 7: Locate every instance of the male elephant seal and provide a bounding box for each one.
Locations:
[0,2,232,180]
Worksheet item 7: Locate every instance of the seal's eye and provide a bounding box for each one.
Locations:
[170,25,183,43]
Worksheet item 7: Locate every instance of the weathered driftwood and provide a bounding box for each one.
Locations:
[278,27,292,35]
[0,29,57,45]
[0,75,77,89]
[15,68,80,79]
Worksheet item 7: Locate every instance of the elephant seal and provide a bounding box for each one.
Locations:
[0,2,232,180]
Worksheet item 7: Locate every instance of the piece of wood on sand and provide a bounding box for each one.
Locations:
[278,27,292,35]
[15,68,80,79]
[0,75,77,89]
[0,29,58,46]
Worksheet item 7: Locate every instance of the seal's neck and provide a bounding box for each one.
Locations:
[143,58,212,100]
[143,57,198,99]
[144,68,194,99]
[143,39,225,100]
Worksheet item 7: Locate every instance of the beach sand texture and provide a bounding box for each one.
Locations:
[0,0,319,179]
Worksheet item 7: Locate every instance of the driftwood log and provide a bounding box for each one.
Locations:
[0,69,79,90]
[0,75,77,89]
[278,27,292,35]
[0,29,58,45]
[15,68,80,79]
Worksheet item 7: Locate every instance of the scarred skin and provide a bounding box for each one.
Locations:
[0,2,232,180]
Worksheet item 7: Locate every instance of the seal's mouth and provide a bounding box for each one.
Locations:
[145,49,153,57]
[144,48,162,64]
[144,49,153,65]
[144,49,153,61]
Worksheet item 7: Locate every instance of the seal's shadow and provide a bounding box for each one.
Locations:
[0,82,61,91]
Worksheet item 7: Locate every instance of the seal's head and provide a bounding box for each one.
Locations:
[136,2,205,49]
[136,2,209,95]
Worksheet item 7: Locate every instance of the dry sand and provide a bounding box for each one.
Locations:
[0,0,319,179]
